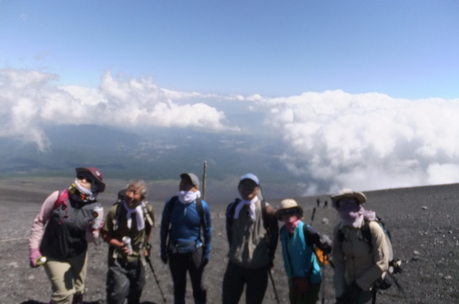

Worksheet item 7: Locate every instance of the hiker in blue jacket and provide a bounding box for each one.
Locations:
[277,199,332,304]
[160,173,212,304]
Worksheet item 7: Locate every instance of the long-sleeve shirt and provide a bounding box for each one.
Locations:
[160,197,212,260]
[332,221,390,296]
[29,190,100,259]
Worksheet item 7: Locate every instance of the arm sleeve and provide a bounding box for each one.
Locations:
[355,222,390,290]
[203,201,212,259]
[266,205,279,260]
[144,204,155,243]
[85,203,103,244]
[303,225,321,248]
[332,225,347,298]
[159,199,171,255]
[29,191,59,250]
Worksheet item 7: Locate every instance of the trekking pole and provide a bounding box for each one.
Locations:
[268,269,280,304]
[310,207,316,225]
[145,256,167,303]
[321,264,326,304]
[202,161,207,200]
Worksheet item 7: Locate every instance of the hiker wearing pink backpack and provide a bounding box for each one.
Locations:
[29,167,106,304]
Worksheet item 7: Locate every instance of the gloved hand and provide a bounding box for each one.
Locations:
[161,251,168,264]
[268,256,274,269]
[29,248,42,268]
[200,257,209,269]
[336,281,362,304]
[320,235,333,254]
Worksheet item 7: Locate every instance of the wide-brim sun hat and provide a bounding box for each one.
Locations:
[331,188,366,207]
[275,198,303,220]
[75,167,105,193]
[180,173,200,189]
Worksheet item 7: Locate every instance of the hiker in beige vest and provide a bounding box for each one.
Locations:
[222,173,278,304]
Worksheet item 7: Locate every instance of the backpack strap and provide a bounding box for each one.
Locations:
[141,201,155,227]
[260,199,268,230]
[361,220,373,253]
[53,190,70,225]
[225,198,242,246]
[195,197,206,230]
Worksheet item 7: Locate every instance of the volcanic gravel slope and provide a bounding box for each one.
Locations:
[1,179,458,304]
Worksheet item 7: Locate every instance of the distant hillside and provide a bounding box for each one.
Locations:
[0,125,302,199]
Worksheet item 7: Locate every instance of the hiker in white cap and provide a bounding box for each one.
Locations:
[276,199,332,304]
[222,173,279,304]
[331,189,390,304]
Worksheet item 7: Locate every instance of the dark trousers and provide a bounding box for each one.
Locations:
[222,261,269,304]
[168,246,207,304]
[288,280,321,304]
[106,257,145,304]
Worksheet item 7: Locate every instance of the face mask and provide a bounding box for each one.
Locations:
[284,215,301,234]
[337,204,364,228]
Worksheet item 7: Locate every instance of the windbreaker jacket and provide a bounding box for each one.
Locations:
[160,197,212,260]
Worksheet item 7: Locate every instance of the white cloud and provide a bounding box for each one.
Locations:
[0,69,228,151]
[427,163,459,185]
[261,90,459,195]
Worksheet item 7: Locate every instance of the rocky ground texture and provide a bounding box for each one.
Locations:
[1,178,458,304]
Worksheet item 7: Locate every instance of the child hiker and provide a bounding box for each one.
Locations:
[276,199,332,304]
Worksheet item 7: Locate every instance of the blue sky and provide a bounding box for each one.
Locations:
[1,0,459,195]
[2,0,458,98]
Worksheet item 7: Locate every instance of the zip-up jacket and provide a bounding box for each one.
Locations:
[160,198,212,260]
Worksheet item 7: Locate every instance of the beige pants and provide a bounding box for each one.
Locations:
[44,251,88,304]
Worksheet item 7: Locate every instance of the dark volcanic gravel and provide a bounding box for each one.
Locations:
[1,179,458,304]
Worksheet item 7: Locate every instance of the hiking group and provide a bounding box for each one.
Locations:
[29,167,400,304]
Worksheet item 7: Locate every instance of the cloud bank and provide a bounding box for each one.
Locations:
[259,90,459,194]
[2,68,458,194]
[0,69,226,150]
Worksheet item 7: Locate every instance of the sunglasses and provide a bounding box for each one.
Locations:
[278,208,300,218]
[77,173,95,184]
[337,199,359,207]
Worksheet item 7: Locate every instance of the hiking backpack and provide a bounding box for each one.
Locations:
[337,216,402,291]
